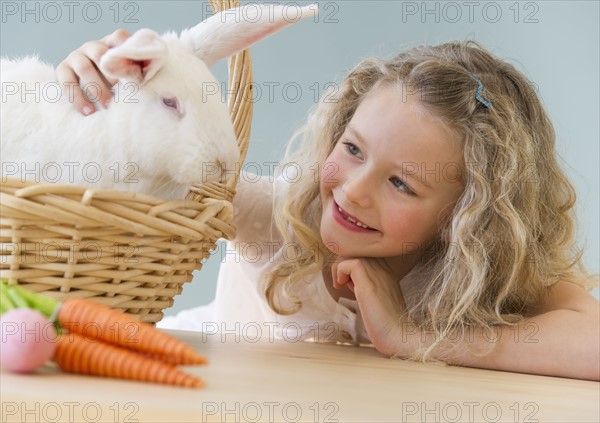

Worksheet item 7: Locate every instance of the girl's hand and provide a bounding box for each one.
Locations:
[332,258,409,356]
[55,29,131,115]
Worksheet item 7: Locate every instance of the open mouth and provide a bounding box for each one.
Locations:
[333,200,376,232]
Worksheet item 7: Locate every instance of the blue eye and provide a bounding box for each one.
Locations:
[344,142,361,157]
[390,176,415,195]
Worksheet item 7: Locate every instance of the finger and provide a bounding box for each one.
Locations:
[331,261,339,289]
[77,39,118,88]
[102,28,131,48]
[62,50,116,111]
[55,62,95,116]
[335,259,358,288]
[82,29,131,88]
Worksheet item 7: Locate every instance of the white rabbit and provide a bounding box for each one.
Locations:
[1,4,318,200]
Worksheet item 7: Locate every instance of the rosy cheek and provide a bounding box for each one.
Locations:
[385,209,434,241]
[320,156,340,190]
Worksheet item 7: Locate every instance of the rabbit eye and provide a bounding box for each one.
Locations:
[162,97,182,116]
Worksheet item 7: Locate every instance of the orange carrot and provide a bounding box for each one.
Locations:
[53,332,204,388]
[58,298,207,366]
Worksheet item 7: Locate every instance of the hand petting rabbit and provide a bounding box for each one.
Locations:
[1,4,318,200]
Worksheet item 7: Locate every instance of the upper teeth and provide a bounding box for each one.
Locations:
[339,207,370,229]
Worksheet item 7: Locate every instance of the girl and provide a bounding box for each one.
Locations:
[57,31,599,380]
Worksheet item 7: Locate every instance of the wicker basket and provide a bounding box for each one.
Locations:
[0,0,252,323]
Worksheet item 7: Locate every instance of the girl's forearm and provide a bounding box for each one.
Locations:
[395,309,600,381]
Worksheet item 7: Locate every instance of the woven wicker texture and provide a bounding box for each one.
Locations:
[0,0,252,323]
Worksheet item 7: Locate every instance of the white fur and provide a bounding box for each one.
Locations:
[1,4,317,200]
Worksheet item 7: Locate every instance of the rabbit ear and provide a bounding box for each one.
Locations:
[182,4,318,67]
[100,29,168,84]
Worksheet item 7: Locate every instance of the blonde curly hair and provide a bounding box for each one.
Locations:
[263,40,596,359]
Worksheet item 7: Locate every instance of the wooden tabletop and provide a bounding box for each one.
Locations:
[1,329,598,422]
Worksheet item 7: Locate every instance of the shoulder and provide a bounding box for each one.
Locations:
[234,171,275,197]
[231,172,281,244]
[232,171,294,202]
[533,279,599,315]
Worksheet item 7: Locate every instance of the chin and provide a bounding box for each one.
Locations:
[320,232,354,258]
[320,226,340,255]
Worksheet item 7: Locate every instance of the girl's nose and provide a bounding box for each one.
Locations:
[342,169,374,209]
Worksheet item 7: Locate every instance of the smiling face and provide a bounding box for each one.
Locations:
[319,84,465,266]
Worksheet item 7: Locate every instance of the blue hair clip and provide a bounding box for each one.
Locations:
[467,71,492,109]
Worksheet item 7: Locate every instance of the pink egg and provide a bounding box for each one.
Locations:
[0,308,57,373]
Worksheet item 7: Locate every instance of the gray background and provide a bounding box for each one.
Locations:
[1,1,598,314]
